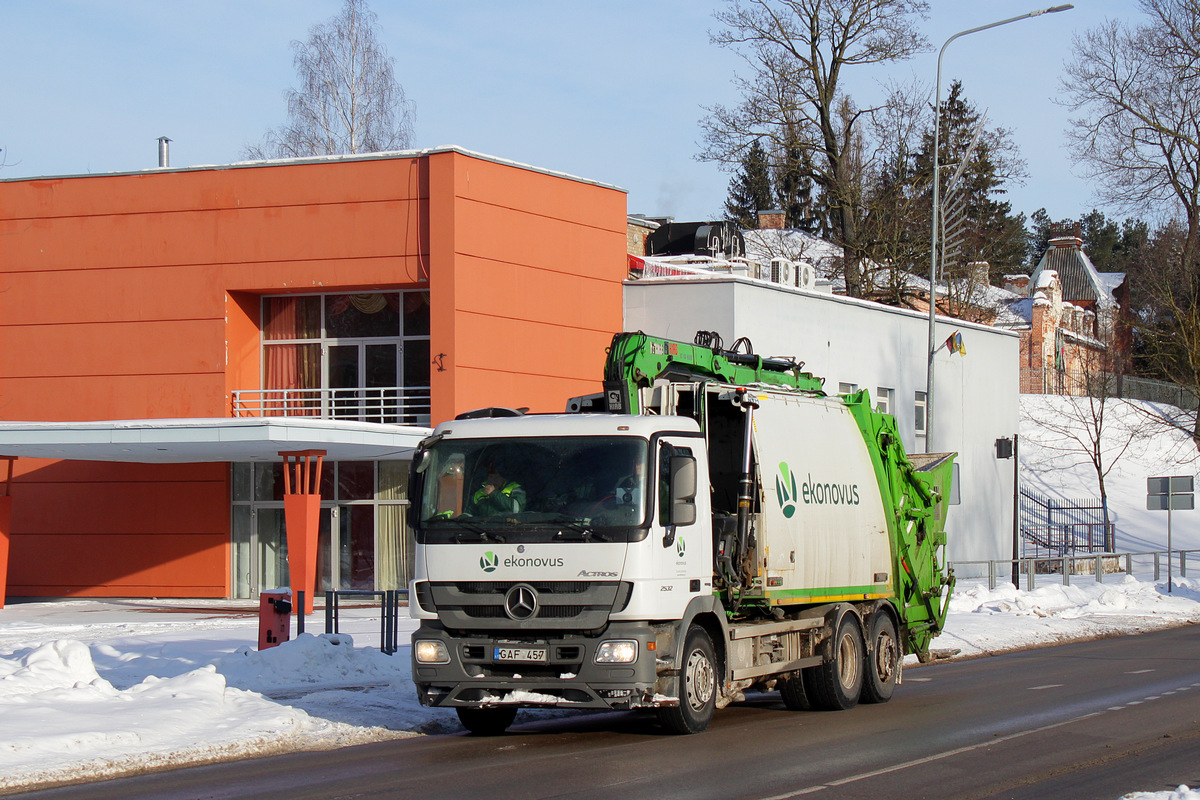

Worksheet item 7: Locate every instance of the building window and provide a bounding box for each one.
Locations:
[258,291,431,424]
[230,460,411,599]
[875,387,894,415]
[838,382,858,395]
[914,391,928,437]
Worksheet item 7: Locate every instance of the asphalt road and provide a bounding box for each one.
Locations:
[11,625,1200,800]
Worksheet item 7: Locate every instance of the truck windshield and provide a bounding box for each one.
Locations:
[416,436,650,544]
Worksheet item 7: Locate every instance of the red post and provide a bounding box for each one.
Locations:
[0,458,15,610]
[280,450,325,616]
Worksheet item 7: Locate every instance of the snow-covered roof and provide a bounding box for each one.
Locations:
[1030,239,1122,308]
[741,228,843,274]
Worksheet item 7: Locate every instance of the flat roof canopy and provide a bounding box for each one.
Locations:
[0,418,432,463]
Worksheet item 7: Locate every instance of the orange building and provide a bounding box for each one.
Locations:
[0,147,627,603]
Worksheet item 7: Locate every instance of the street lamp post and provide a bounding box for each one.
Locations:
[925,5,1074,453]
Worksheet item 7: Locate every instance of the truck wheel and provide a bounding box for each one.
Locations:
[456,706,517,736]
[862,612,899,704]
[657,625,717,734]
[779,672,810,710]
[804,613,863,711]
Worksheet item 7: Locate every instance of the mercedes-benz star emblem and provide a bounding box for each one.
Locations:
[504,583,539,621]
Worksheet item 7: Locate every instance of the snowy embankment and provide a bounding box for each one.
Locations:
[1019,395,1200,552]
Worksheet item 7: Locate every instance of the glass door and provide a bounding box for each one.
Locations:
[328,342,400,422]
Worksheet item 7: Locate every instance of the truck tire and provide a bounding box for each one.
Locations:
[456,706,518,736]
[657,625,717,734]
[862,612,899,704]
[779,672,810,710]
[804,613,863,711]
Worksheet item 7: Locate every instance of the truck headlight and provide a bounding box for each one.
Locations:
[595,640,638,664]
[414,640,450,664]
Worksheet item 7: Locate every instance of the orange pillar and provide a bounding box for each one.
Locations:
[280,450,325,616]
[0,458,14,610]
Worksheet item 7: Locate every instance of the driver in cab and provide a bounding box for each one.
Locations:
[472,465,525,516]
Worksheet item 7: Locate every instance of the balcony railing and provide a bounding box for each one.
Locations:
[232,387,431,426]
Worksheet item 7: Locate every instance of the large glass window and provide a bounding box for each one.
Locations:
[230,460,411,598]
[260,291,431,424]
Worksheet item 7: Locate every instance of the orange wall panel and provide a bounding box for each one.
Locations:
[3,320,222,378]
[8,533,228,597]
[7,461,229,598]
[0,159,425,221]
[1,374,227,422]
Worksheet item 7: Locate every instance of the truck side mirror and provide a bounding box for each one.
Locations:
[669,455,697,527]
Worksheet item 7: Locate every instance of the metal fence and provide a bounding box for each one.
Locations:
[1019,490,1113,558]
[1020,367,1198,411]
[953,549,1198,591]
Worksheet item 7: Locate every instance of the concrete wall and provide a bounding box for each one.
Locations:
[624,277,1020,571]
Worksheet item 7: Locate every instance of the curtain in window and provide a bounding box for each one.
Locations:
[265,344,321,415]
[376,461,409,590]
[376,504,405,590]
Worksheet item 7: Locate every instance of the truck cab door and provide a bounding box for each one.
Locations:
[652,438,711,599]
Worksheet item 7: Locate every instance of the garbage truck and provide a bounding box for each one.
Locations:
[408,331,955,735]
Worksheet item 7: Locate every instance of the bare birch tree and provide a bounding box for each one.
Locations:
[246,0,414,159]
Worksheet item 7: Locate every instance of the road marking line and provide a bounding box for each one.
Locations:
[1029,684,1064,690]
[753,712,1102,800]
[1126,669,1155,674]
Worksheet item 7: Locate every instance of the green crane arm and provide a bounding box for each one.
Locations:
[602,331,824,414]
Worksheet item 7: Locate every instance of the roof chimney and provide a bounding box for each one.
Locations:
[157,136,171,168]
[757,209,785,230]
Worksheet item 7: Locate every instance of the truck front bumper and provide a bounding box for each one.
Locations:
[412,621,672,711]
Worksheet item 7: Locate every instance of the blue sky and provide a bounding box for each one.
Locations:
[2,1,1138,225]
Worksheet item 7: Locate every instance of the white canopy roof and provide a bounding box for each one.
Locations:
[0,418,431,463]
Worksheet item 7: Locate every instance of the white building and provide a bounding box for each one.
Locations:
[624,271,1020,575]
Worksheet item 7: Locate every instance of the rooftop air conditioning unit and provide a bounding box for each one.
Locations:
[771,257,795,287]
[797,260,816,291]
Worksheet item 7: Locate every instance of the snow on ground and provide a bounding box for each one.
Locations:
[1020,395,1200,553]
[0,575,1197,794]
[0,396,1196,794]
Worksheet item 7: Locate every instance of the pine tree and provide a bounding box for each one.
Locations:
[724,140,774,228]
[773,129,817,231]
[912,81,1027,283]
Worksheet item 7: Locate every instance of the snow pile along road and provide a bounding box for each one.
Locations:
[0,574,1197,793]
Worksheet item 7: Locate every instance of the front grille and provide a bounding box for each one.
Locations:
[429,581,626,631]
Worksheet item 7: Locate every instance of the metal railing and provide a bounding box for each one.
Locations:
[953,549,1198,591]
[232,387,431,426]
[1020,490,1113,558]
[324,589,403,655]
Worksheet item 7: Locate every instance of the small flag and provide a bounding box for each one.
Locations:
[944,331,966,356]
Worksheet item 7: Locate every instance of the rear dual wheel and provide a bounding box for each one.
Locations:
[804,613,864,711]
[862,612,899,704]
